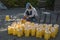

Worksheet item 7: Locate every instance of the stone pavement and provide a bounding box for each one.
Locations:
[0,8,60,40]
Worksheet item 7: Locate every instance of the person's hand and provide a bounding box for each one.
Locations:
[23,16,27,19]
[23,16,30,19]
[23,16,29,19]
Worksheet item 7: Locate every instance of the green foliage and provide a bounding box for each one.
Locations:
[3,0,16,7]
[2,0,38,8]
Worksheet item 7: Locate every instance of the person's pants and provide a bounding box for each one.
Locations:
[26,17,37,23]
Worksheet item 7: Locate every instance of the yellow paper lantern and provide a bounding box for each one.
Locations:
[5,15,10,21]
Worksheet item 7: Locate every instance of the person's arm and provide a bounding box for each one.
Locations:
[24,9,27,16]
[23,9,28,19]
[34,8,40,23]
[34,9,38,16]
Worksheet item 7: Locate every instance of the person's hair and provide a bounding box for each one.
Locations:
[28,5,32,9]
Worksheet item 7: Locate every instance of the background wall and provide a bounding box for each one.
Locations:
[54,0,60,11]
